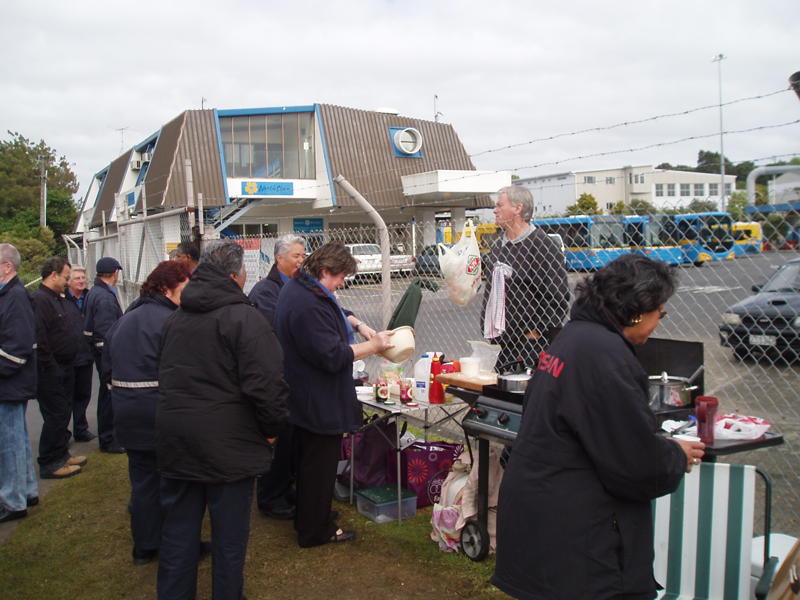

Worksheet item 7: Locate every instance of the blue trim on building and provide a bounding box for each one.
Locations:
[213,109,231,204]
[388,126,423,158]
[315,104,337,206]
[133,131,159,152]
[216,105,315,117]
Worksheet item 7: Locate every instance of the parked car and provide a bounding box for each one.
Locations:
[719,257,800,362]
[415,244,442,277]
[389,243,415,276]
[344,243,414,281]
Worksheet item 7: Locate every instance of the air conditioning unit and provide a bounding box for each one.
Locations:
[131,160,142,170]
[141,152,152,162]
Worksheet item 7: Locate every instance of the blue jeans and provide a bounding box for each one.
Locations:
[0,401,38,512]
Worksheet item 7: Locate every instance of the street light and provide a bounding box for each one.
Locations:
[712,53,726,211]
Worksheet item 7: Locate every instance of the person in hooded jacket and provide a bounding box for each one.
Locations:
[103,260,191,565]
[273,242,393,548]
[156,241,289,600]
[492,254,706,600]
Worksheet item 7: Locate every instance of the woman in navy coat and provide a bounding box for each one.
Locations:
[274,242,393,548]
[104,260,191,564]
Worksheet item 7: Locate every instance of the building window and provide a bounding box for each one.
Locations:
[680,183,691,196]
[584,176,596,184]
[606,202,614,210]
[220,113,316,181]
[709,183,719,196]
[694,183,704,196]
[725,183,732,194]
[667,184,676,196]
[638,174,645,184]
[605,177,615,184]
[655,183,664,197]
[629,173,633,184]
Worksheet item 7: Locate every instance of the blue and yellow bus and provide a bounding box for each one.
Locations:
[731,221,763,256]
[533,215,630,270]
[623,215,687,266]
[672,212,736,265]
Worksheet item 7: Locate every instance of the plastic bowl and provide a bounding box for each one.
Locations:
[379,326,415,363]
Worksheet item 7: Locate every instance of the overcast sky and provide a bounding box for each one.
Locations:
[1,0,797,199]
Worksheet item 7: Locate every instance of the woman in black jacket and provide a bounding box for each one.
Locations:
[274,242,393,548]
[492,254,706,600]
[104,260,191,564]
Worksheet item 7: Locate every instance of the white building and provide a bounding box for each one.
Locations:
[768,172,800,204]
[514,165,736,215]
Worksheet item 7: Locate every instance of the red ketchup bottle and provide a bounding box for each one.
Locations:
[428,354,444,404]
[695,396,719,444]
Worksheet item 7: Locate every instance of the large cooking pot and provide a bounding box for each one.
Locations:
[496,360,532,393]
[648,367,702,409]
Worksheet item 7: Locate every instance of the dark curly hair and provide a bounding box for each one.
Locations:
[303,242,357,280]
[140,261,192,297]
[574,253,677,327]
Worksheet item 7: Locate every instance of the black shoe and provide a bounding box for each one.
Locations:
[100,445,126,454]
[260,504,296,520]
[0,508,28,524]
[74,432,97,442]
[26,497,38,508]
[132,547,157,565]
[327,529,356,544]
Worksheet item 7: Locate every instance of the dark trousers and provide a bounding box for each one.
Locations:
[71,362,93,437]
[293,426,340,548]
[36,364,75,473]
[92,351,116,448]
[256,423,295,511]
[157,477,254,600]
[127,449,162,552]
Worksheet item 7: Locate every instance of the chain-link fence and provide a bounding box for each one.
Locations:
[77,205,799,537]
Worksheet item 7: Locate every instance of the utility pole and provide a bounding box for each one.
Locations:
[39,155,48,228]
[201,97,207,110]
[712,53,726,211]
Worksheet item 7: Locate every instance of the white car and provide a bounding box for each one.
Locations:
[344,243,382,280]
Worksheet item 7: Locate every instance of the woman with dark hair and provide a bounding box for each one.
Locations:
[274,242,393,547]
[103,260,191,564]
[492,254,706,600]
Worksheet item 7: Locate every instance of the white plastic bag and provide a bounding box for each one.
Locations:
[438,220,481,306]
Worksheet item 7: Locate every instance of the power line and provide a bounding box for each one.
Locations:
[470,87,791,158]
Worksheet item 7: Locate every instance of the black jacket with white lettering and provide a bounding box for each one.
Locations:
[492,301,686,600]
[0,276,37,403]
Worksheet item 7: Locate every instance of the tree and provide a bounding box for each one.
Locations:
[628,198,657,215]
[609,201,627,215]
[566,193,599,215]
[695,150,735,175]
[0,131,79,261]
[727,191,748,221]
[687,199,718,213]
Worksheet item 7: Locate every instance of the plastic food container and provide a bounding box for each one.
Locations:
[355,486,417,523]
[379,326,416,363]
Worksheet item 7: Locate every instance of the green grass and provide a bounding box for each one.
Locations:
[0,450,506,600]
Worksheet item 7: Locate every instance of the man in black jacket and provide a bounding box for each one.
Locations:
[248,234,305,520]
[31,257,87,479]
[482,186,570,369]
[0,244,39,522]
[84,256,124,453]
[157,240,289,600]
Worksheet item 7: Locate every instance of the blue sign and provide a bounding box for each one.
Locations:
[293,218,324,233]
[241,181,294,196]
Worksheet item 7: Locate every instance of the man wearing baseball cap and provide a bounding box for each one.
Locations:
[84,257,124,453]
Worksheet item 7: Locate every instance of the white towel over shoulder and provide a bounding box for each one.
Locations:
[483,261,513,339]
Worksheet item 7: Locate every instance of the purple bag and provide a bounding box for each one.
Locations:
[395,441,463,508]
[337,416,405,490]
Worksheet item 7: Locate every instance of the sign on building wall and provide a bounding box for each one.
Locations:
[241,181,294,196]
[293,218,324,233]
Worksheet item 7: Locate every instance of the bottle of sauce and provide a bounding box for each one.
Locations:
[695,396,719,444]
[429,353,444,404]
